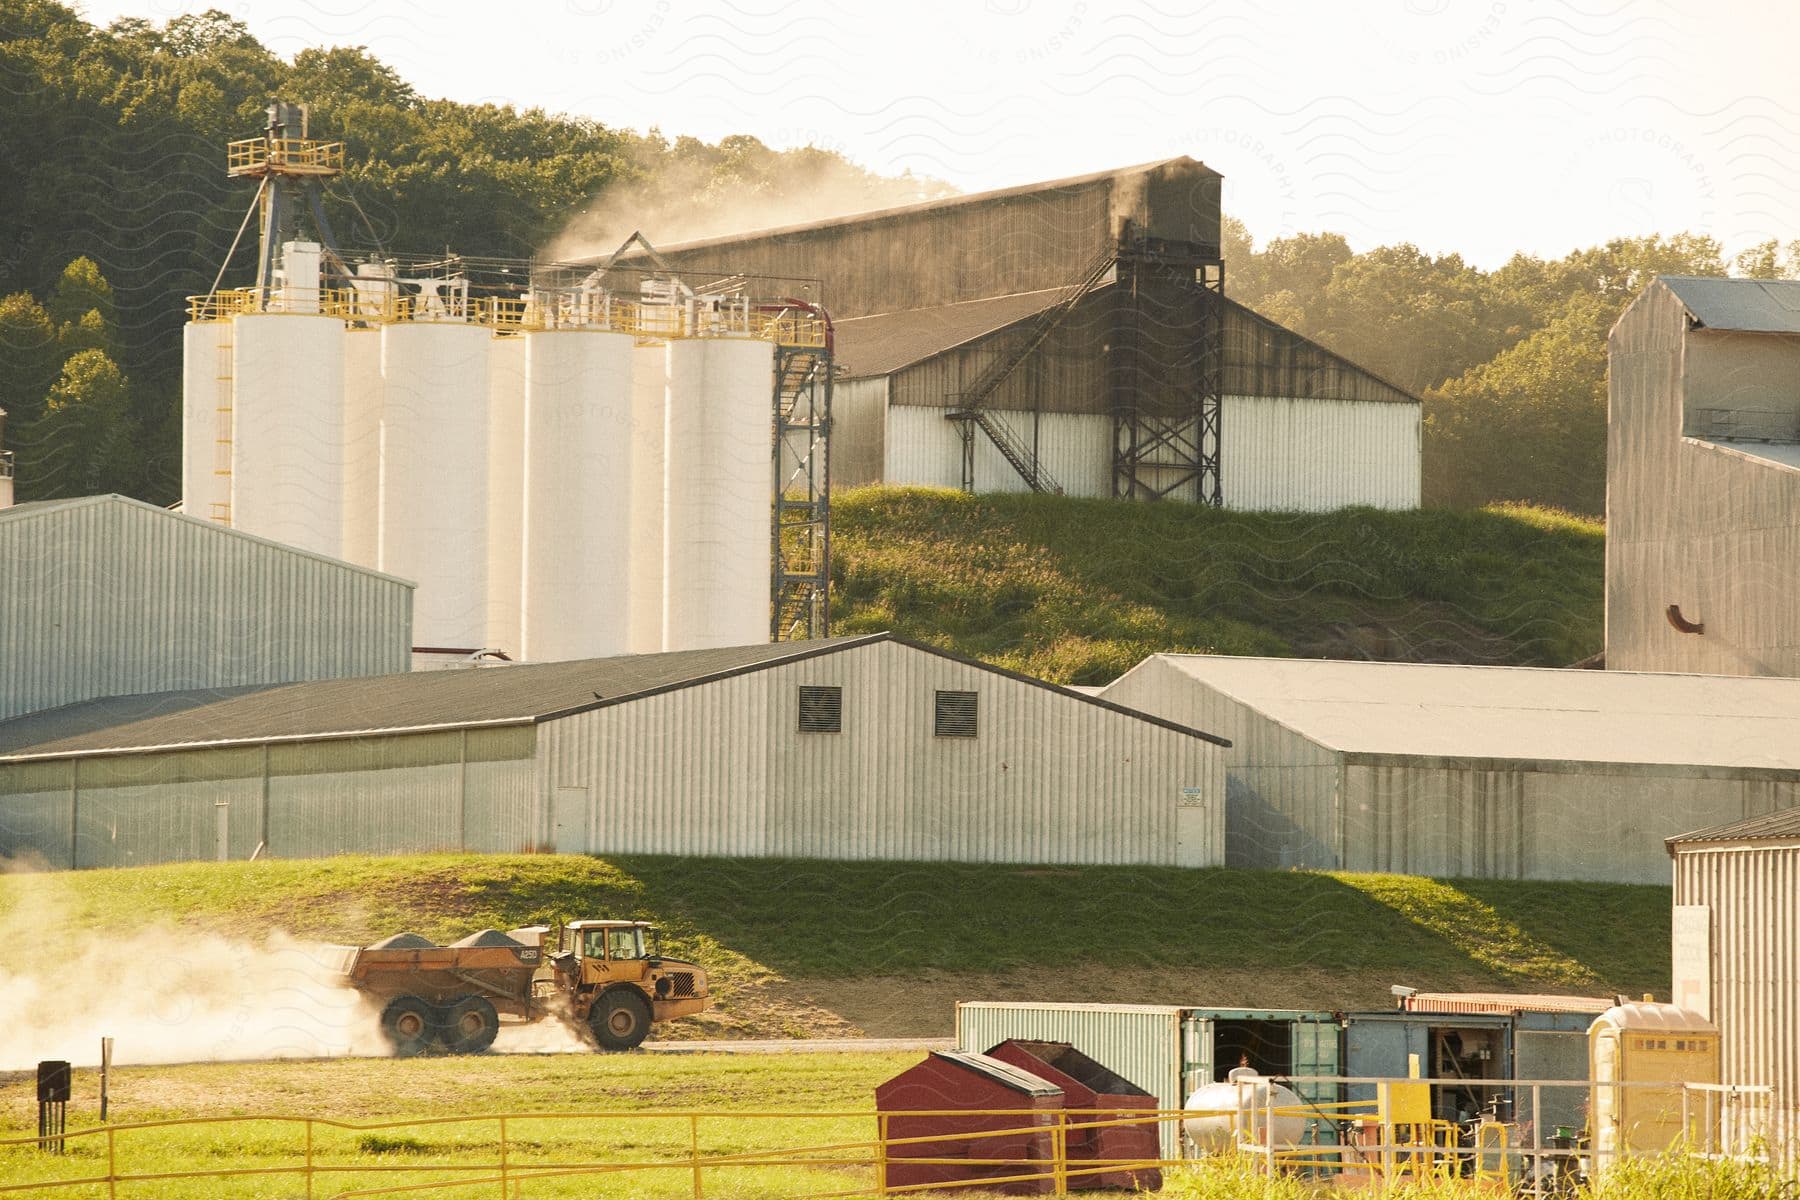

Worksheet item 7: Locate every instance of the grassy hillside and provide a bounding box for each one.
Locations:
[1,855,1668,1039]
[829,488,1604,685]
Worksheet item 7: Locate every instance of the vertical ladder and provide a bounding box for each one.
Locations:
[210,326,234,525]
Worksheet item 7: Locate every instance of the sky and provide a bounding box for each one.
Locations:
[76,0,1800,270]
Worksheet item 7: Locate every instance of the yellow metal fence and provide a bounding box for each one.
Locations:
[1,1107,1174,1199]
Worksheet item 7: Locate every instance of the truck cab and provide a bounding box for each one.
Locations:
[549,919,710,1049]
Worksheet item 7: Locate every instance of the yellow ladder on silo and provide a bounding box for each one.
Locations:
[210,327,233,525]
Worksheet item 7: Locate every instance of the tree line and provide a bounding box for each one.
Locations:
[1222,221,1800,515]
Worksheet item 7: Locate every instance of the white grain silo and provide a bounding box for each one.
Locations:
[229,313,345,558]
[485,334,527,654]
[181,319,229,523]
[519,328,635,661]
[378,321,491,649]
[627,342,668,654]
[663,336,773,650]
[341,326,382,568]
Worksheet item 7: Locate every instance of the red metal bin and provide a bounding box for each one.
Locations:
[985,1039,1163,1191]
[876,1050,1064,1194]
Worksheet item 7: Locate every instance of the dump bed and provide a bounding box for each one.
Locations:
[332,929,547,1011]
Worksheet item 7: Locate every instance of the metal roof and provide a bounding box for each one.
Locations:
[1667,806,1800,848]
[602,157,1218,263]
[1403,992,1617,1016]
[1132,655,1800,772]
[1593,1003,1715,1034]
[928,1051,1064,1097]
[0,634,1229,762]
[0,636,881,760]
[834,286,1421,404]
[1661,276,1800,334]
[835,287,1067,379]
[1694,438,1800,473]
[0,493,414,585]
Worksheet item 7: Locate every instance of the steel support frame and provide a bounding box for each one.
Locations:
[772,343,833,641]
[1110,239,1225,504]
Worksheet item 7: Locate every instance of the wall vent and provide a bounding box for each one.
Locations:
[934,690,979,738]
[798,685,843,733]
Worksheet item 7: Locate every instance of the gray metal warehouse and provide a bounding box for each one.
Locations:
[0,633,1227,871]
[1668,809,1800,1152]
[0,494,412,722]
[1101,654,1800,883]
[619,158,1421,509]
[1608,276,1800,677]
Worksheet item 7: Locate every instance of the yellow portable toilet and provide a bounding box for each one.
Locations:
[1589,1001,1720,1163]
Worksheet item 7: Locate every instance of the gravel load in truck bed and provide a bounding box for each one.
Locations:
[447,928,527,949]
[366,932,438,950]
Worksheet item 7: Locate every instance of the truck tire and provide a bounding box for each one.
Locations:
[442,995,500,1055]
[380,995,438,1057]
[589,989,652,1051]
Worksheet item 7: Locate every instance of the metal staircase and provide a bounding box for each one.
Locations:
[771,329,833,642]
[946,246,1117,493]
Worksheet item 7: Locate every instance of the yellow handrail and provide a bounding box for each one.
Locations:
[184,290,831,348]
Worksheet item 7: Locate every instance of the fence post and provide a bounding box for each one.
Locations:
[1530,1085,1542,1189]
[690,1113,702,1200]
[1264,1083,1276,1178]
[877,1113,889,1197]
[107,1126,116,1200]
[305,1119,315,1200]
[498,1116,508,1198]
[1054,1110,1067,1196]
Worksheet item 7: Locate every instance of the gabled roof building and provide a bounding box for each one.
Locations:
[0,634,1227,871]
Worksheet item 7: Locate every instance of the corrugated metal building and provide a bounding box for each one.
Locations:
[0,494,412,722]
[833,287,1421,510]
[0,634,1227,871]
[1668,809,1800,1151]
[618,159,1420,510]
[1100,654,1800,883]
[1608,276,1800,676]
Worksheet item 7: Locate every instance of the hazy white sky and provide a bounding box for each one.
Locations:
[77,0,1800,269]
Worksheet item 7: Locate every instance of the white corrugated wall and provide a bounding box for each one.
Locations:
[534,640,1223,866]
[0,727,538,868]
[879,397,1419,509]
[1673,842,1800,1152]
[0,498,412,722]
[884,406,1113,497]
[956,1002,1189,1158]
[1342,762,1797,883]
[1220,396,1419,511]
[1101,657,1340,869]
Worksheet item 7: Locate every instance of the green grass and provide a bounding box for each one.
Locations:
[830,487,1604,684]
[0,1051,919,1199]
[0,854,1670,1032]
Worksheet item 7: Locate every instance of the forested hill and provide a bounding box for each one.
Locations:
[4,4,1797,518]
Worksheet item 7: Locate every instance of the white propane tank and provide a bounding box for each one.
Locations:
[1182,1067,1307,1154]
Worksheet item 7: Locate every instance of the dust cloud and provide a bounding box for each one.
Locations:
[0,924,392,1070]
[542,150,955,263]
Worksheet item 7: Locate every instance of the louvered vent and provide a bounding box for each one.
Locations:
[934,690,979,738]
[798,685,843,733]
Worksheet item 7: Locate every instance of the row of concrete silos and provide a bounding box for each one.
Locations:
[181,313,773,660]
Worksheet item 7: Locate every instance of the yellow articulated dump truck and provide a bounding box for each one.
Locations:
[329,919,708,1055]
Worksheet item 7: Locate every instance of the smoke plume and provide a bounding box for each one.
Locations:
[543,145,956,263]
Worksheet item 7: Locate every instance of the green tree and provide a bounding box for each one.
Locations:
[24,348,137,498]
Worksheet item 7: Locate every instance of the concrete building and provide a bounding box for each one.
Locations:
[1101,654,1800,883]
[1608,276,1800,676]
[0,633,1227,871]
[1668,809,1800,1151]
[620,159,1421,510]
[0,494,411,722]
